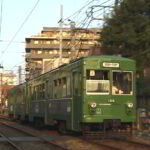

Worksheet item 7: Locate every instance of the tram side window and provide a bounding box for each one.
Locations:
[28,85,33,98]
[58,79,62,98]
[35,86,38,100]
[36,84,45,99]
[42,83,45,99]
[66,76,71,97]
[33,86,36,100]
[86,70,110,94]
[28,86,31,96]
[49,81,53,99]
[53,80,58,98]
[73,73,81,96]
[62,77,67,97]
[40,84,42,99]
[46,81,49,98]
[37,85,40,99]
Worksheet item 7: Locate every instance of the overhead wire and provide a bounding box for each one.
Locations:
[36,0,116,71]
[1,0,40,81]
[9,60,25,71]
[0,0,40,60]
[61,0,115,54]
[60,9,94,60]
[0,0,3,38]
[10,0,115,78]
[0,40,25,43]
[37,0,97,71]
[63,0,95,22]
[93,2,114,19]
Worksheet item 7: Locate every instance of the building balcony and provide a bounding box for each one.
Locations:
[25,43,94,51]
[26,43,60,49]
[25,53,70,59]
[26,62,42,68]
[25,62,42,71]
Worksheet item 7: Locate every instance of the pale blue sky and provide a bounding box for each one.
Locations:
[0,0,114,74]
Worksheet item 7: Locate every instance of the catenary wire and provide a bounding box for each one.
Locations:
[0,0,40,61]
[0,0,3,38]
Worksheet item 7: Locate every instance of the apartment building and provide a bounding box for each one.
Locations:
[25,27,101,80]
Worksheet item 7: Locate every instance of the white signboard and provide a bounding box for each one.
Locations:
[102,62,119,68]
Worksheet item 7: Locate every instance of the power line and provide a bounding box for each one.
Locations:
[10,60,25,71]
[0,40,25,43]
[64,0,95,22]
[0,0,40,60]
[0,0,3,38]
[25,0,115,76]
[61,0,114,52]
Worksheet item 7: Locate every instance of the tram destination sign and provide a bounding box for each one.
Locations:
[102,62,119,68]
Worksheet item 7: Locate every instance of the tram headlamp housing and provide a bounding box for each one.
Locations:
[90,103,97,108]
[127,103,133,108]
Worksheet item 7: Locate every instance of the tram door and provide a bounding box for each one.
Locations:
[72,71,81,130]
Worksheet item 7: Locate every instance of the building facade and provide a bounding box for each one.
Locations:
[25,27,101,80]
[0,71,17,114]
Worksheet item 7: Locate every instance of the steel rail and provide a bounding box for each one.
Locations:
[112,137,150,149]
[0,132,23,150]
[82,138,122,150]
[0,120,69,150]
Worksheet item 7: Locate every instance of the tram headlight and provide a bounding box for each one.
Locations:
[127,103,133,108]
[90,103,97,108]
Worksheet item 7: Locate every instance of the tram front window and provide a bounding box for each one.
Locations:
[86,70,110,95]
[112,71,133,95]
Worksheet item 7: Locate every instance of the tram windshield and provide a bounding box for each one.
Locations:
[112,71,133,95]
[86,70,110,94]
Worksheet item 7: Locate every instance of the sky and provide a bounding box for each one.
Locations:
[0,0,115,76]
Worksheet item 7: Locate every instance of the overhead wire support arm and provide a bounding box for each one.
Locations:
[91,5,114,8]
[89,5,114,21]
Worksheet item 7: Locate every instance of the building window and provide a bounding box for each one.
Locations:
[34,40,39,44]
[54,50,58,54]
[53,40,59,44]
[46,41,50,44]
[37,51,42,54]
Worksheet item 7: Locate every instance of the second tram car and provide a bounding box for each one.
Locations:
[8,56,136,133]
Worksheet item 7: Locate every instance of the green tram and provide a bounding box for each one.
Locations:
[8,56,136,133]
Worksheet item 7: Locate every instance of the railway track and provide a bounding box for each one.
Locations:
[0,119,111,150]
[1,116,150,150]
[83,139,122,150]
[88,137,150,150]
[81,130,150,150]
[0,120,69,150]
[113,137,150,149]
[0,118,123,150]
[0,131,24,150]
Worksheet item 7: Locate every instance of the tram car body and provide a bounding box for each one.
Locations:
[8,56,136,132]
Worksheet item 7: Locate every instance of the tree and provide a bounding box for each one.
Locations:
[100,0,150,71]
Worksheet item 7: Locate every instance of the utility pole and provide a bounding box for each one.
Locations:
[59,5,63,66]
[0,65,3,114]
[18,66,22,84]
[70,21,76,60]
